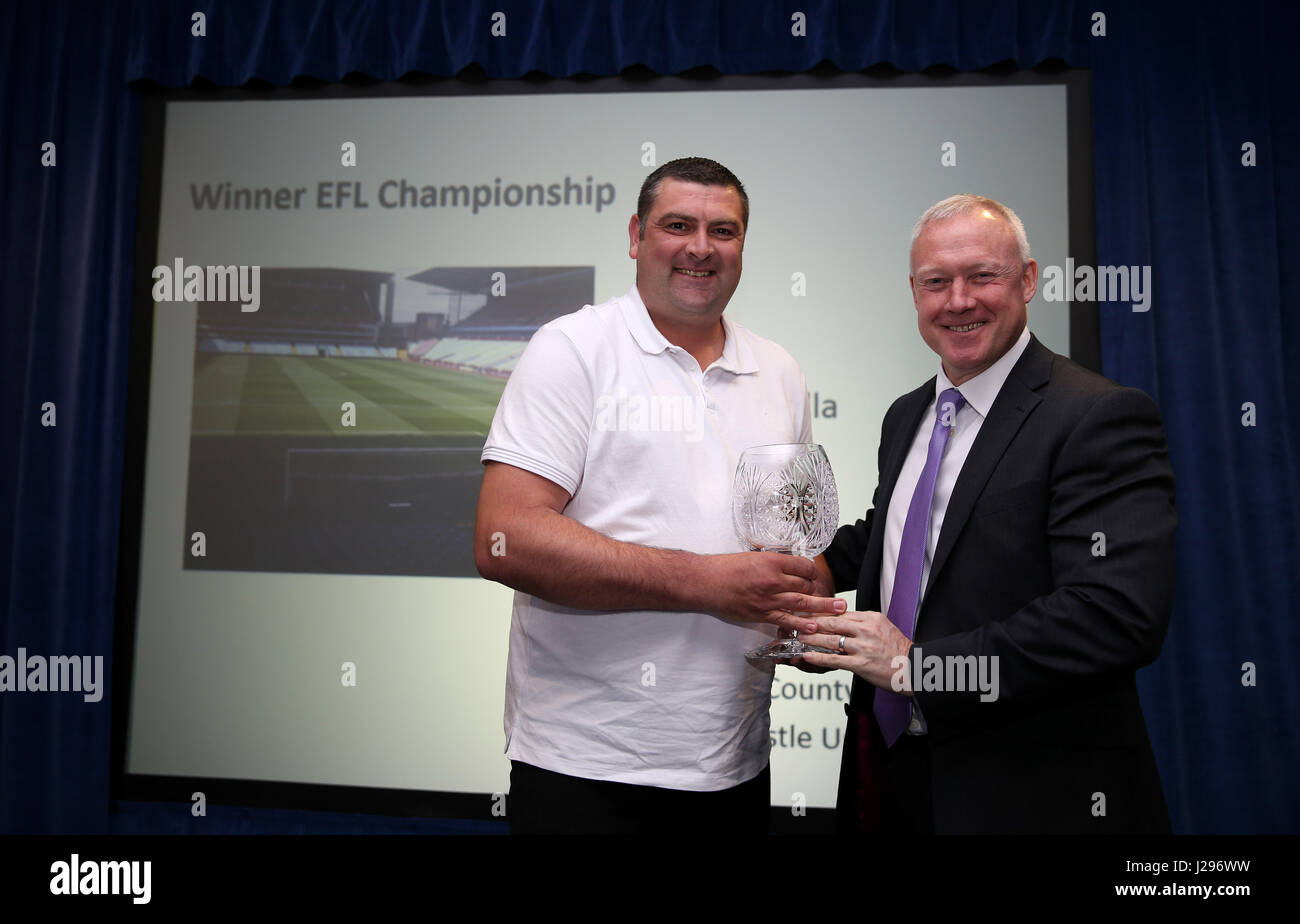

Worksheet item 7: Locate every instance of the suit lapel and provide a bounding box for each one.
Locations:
[862,380,934,602]
[851,380,933,711]
[926,336,1054,591]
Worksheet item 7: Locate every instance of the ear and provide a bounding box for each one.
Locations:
[628,214,642,260]
[1020,258,1039,303]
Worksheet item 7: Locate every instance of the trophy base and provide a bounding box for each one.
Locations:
[745,638,840,663]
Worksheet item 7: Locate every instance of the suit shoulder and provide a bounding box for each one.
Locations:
[1040,350,1162,417]
[885,378,935,418]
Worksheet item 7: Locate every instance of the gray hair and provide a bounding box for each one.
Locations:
[910,194,1031,265]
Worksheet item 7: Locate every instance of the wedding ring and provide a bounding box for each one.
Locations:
[837,635,846,652]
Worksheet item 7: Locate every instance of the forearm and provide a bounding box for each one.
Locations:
[475,461,839,626]
[476,503,710,613]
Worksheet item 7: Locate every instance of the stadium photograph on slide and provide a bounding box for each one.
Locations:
[185,265,592,576]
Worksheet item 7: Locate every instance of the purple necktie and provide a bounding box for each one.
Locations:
[873,387,965,747]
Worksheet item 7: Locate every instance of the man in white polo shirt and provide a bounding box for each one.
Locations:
[475,157,845,834]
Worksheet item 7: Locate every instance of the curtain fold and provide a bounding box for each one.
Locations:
[1089,1,1300,833]
[2,0,139,833]
[124,0,1092,84]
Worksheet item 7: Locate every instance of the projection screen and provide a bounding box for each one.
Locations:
[120,73,1083,815]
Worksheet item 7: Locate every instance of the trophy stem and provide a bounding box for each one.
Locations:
[745,635,839,663]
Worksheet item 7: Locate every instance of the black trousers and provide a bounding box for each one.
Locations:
[880,732,935,835]
[837,706,935,835]
[508,760,771,835]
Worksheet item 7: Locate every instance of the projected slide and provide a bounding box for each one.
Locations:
[185,265,592,576]
[127,81,1072,807]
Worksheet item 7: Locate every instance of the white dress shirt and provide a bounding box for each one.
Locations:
[879,325,1031,733]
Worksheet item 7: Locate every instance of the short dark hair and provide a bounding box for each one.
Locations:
[636,157,748,237]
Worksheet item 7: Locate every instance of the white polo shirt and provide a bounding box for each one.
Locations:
[481,286,812,790]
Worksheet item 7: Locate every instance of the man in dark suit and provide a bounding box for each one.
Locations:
[797,194,1176,834]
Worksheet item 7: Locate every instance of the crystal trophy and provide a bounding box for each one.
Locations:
[731,443,840,662]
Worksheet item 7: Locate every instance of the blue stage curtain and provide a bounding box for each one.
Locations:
[1087,2,1300,834]
[123,0,1093,82]
[1,0,141,834]
[3,0,1295,834]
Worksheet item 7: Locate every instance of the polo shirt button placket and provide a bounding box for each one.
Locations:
[700,369,716,413]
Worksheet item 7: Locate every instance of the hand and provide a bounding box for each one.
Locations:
[804,552,836,600]
[788,654,834,674]
[705,552,846,634]
[796,611,912,691]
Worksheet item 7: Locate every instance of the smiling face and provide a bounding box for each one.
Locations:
[910,210,1038,385]
[628,178,745,329]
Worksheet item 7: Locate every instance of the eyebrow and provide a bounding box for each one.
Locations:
[656,212,741,227]
[914,261,1015,276]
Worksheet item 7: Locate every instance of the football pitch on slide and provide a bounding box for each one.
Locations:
[190,353,505,438]
[184,353,504,575]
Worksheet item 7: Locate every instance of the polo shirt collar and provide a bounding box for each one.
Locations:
[620,286,758,374]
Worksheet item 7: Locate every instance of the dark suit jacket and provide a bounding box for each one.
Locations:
[824,335,1176,834]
